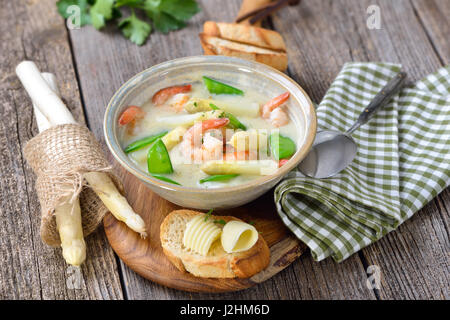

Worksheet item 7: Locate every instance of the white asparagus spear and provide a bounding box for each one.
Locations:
[156,110,223,127]
[55,195,86,266]
[184,98,260,117]
[26,70,86,266]
[47,76,86,266]
[33,73,60,132]
[16,61,77,126]
[162,126,187,151]
[201,160,278,176]
[16,61,147,240]
[84,172,146,235]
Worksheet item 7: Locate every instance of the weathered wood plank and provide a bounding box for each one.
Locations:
[68,0,375,299]
[4,0,446,300]
[363,191,449,299]
[411,0,449,64]
[117,250,376,299]
[272,0,449,299]
[0,0,123,299]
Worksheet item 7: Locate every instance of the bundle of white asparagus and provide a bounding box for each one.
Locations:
[16,61,147,267]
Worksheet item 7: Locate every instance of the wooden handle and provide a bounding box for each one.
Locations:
[236,0,273,26]
[347,72,407,134]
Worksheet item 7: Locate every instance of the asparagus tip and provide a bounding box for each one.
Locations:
[62,239,86,266]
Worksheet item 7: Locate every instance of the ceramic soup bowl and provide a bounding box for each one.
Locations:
[104,56,316,209]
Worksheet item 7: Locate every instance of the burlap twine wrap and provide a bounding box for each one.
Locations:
[24,124,122,247]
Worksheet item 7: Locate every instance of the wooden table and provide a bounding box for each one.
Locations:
[1,0,448,300]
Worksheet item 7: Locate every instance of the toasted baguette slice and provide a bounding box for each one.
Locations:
[203,21,287,52]
[199,33,288,71]
[160,209,270,278]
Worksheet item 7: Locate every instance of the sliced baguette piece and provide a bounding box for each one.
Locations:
[199,33,288,71]
[160,209,270,278]
[203,21,287,52]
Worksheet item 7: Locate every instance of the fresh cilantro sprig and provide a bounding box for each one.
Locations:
[56,0,200,45]
[119,10,152,45]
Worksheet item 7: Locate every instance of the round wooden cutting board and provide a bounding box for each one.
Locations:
[104,169,306,293]
[103,0,308,293]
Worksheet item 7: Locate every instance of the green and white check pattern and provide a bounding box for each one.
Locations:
[275,63,450,262]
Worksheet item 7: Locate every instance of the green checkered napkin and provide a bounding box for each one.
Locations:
[275,63,450,262]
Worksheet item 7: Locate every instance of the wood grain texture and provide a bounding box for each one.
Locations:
[411,0,450,64]
[1,0,447,300]
[271,0,449,300]
[362,191,449,299]
[68,0,374,299]
[0,0,123,300]
[104,191,306,292]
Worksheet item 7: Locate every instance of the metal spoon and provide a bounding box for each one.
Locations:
[298,71,406,179]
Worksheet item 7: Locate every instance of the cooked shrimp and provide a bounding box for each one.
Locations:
[181,118,229,162]
[261,92,290,127]
[269,107,289,127]
[261,92,290,119]
[152,85,192,106]
[118,105,145,126]
[200,134,224,161]
[171,94,190,112]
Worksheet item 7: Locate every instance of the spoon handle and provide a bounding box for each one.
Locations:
[346,71,406,135]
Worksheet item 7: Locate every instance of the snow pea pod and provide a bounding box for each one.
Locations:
[203,76,244,95]
[269,133,296,160]
[125,131,168,153]
[151,174,181,185]
[147,138,173,174]
[209,103,246,130]
[199,174,239,184]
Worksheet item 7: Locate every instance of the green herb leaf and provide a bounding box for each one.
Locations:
[269,132,296,160]
[141,0,161,11]
[204,209,213,221]
[55,0,200,45]
[214,219,226,225]
[56,0,91,26]
[158,0,200,22]
[151,174,181,185]
[146,10,185,34]
[90,0,115,29]
[199,174,239,184]
[119,12,152,45]
[115,0,144,7]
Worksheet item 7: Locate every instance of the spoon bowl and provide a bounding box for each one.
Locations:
[298,71,406,179]
[298,131,357,178]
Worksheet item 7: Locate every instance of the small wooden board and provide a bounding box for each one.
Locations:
[104,171,306,293]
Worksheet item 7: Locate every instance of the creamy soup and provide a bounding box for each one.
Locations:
[118,76,299,188]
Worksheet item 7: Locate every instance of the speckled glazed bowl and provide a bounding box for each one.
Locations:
[104,56,316,209]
